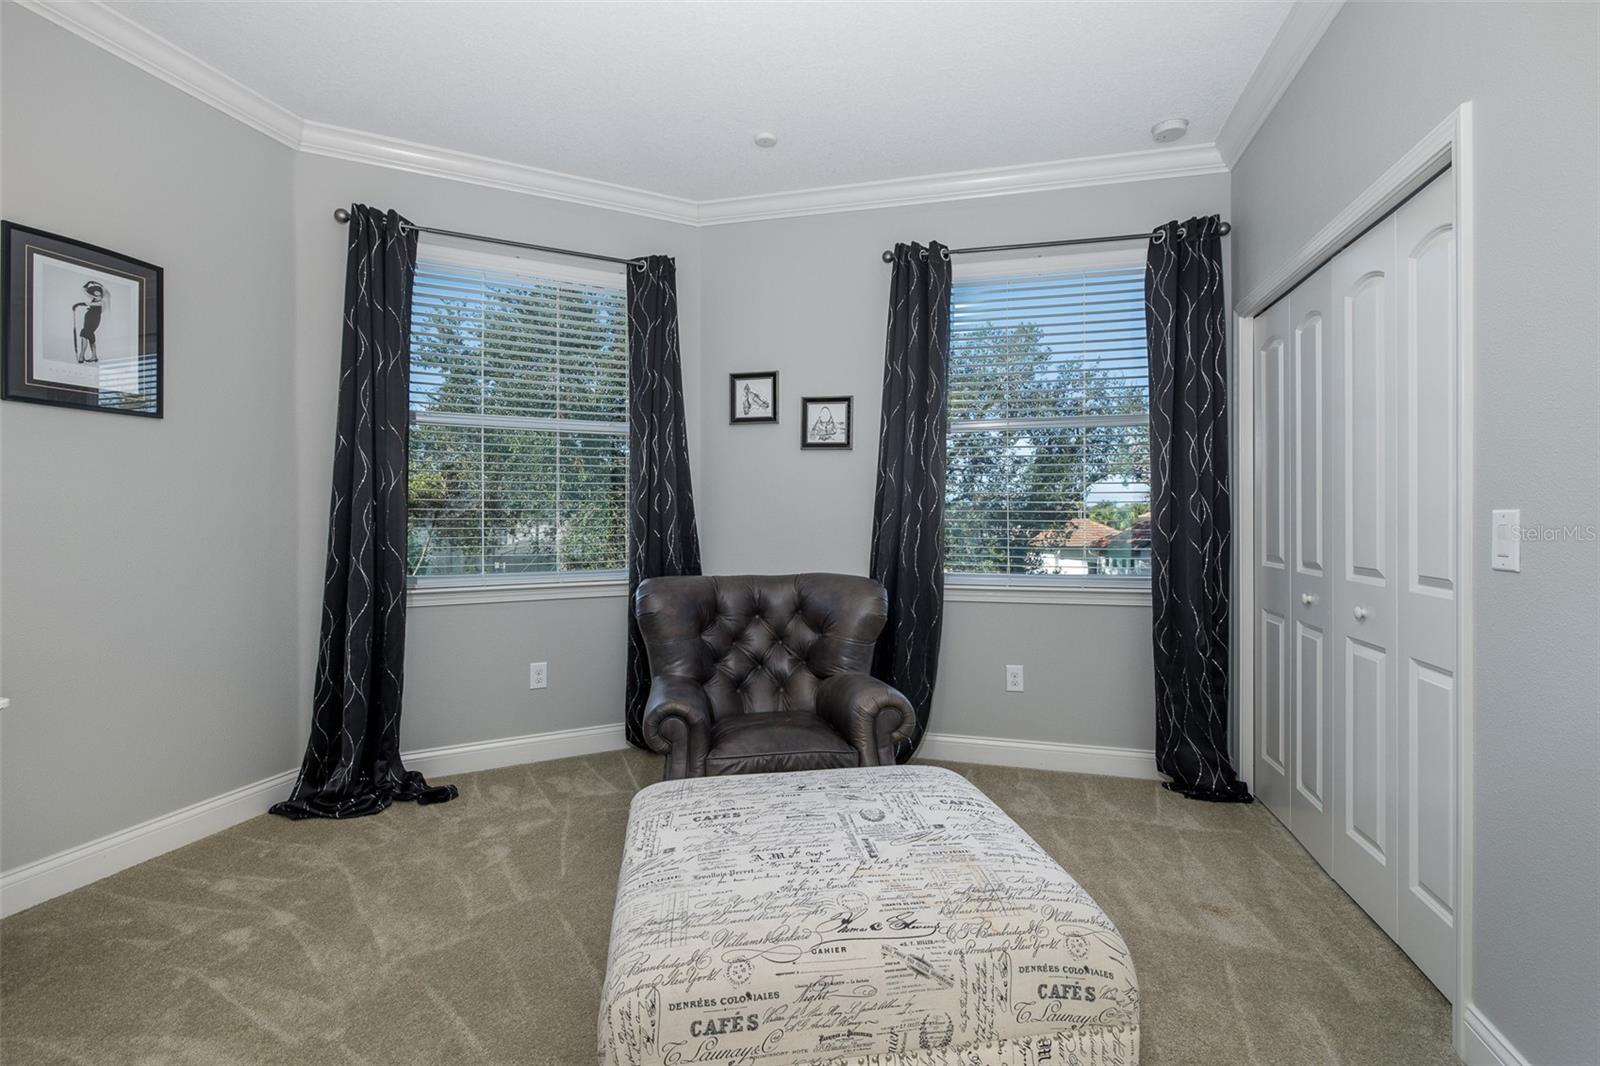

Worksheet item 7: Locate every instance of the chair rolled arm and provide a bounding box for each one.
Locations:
[815,673,916,766]
[642,676,713,778]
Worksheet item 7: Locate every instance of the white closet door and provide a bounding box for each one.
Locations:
[1289,266,1335,871]
[1249,169,1458,997]
[1394,170,1459,999]
[1331,216,1401,937]
[1253,297,1294,822]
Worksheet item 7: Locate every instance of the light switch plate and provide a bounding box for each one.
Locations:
[1491,509,1520,572]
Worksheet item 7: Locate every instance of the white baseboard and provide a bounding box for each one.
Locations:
[0,768,298,919]
[917,731,1161,781]
[404,723,628,778]
[1459,1004,1530,1066]
[0,723,1148,918]
[0,723,627,919]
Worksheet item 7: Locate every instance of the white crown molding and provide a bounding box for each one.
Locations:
[693,145,1229,226]
[1216,0,1345,166]
[19,0,1229,227]
[14,0,301,149]
[298,121,702,226]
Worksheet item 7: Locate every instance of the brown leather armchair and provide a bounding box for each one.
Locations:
[635,573,917,779]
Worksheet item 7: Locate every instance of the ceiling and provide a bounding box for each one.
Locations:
[107,1,1296,203]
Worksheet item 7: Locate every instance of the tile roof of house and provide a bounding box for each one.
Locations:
[1029,517,1119,550]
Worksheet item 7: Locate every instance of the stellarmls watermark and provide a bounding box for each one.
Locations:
[1511,523,1598,543]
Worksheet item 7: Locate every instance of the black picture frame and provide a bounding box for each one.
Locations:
[801,395,853,449]
[2,221,164,418]
[729,371,779,424]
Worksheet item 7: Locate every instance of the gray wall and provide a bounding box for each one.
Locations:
[0,8,301,868]
[0,2,1289,899]
[0,8,707,872]
[696,174,1230,750]
[1231,4,1600,1061]
[289,154,703,751]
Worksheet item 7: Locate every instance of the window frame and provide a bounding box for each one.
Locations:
[405,241,630,606]
[944,247,1153,605]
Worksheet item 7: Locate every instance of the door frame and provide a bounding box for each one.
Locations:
[1232,103,1476,1056]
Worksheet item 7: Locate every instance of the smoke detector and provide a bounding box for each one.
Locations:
[1151,118,1189,144]
[753,132,778,149]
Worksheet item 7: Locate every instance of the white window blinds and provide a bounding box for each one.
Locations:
[946,260,1152,581]
[407,248,628,584]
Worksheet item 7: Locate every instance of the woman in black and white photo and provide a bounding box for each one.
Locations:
[72,279,107,364]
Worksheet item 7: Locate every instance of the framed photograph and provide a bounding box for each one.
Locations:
[3,221,163,418]
[801,395,853,449]
[729,371,778,424]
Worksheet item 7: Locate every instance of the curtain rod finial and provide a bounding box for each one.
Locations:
[333,207,350,224]
[881,250,894,263]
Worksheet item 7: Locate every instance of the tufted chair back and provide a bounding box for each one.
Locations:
[635,573,888,721]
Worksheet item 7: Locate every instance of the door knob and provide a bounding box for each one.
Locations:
[1353,606,1368,621]
[1301,593,1318,606]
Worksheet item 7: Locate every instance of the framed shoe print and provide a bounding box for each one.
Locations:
[729,371,778,424]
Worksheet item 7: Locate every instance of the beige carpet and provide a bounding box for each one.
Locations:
[0,750,1456,1065]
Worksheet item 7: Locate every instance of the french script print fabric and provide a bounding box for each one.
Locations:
[1145,217,1250,803]
[272,205,457,820]
[870,243,951,760]
[626,255,703,748]
[599,766,1140,1066]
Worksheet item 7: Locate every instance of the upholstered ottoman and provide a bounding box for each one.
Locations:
[598,766,1140,1065]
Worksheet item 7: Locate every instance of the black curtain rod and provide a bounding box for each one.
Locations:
[332,207,643,268]
[879,221,1232,263]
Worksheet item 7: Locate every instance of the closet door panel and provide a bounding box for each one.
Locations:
[1253,298,1294,821]
[1289,267,1334,870]
[1396,170,1458,999]
[1331,217,1400,936]
[1345,272,1389,584]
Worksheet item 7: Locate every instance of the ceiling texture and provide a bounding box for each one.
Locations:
[107,1,1297,203]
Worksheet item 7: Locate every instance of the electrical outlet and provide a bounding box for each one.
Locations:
[529,662,548,690]
[1005,665,1024,692]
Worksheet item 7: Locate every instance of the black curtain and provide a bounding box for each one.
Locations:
[624,255,702,748]
[1146,216,1250,803]
[870,242,951,760]
[272,205,457,820]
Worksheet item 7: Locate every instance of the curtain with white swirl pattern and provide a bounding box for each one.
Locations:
[625,255,702,748]
[272,204,458,820]
[871,242,951,759]
[1146,216,1250,802]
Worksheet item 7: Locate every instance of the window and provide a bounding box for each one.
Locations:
[946,253,1151,584]
[407,246,627,586]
